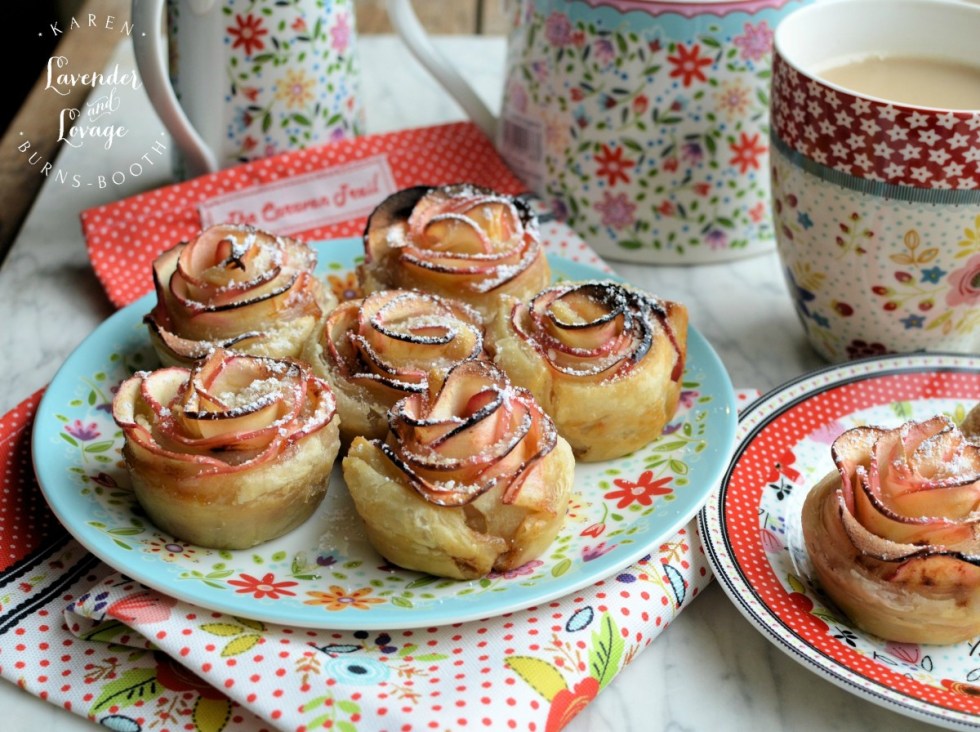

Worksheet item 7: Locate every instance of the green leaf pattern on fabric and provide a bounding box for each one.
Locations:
[91,668,160,713]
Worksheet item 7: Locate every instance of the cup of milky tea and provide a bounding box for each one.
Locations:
[769,0,980,361]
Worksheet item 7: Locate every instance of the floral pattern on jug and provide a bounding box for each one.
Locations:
[167,0,364,167]
[498,0,811,263]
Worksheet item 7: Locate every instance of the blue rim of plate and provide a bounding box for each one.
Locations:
[33,238,737,630]
[699,352,980,730]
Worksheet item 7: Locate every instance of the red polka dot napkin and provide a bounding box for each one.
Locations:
[0,392,270,730]
[80,122,527,308]
[0,390,733,732]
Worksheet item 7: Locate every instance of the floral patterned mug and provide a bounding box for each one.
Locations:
[133,0,364,178]
[389,0,812,264]
[770,0,980,361]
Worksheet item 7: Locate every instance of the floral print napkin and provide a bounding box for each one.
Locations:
[0,390,726,732]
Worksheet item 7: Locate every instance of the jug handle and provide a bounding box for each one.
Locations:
[386,0,498,140]
[131,0,219,177]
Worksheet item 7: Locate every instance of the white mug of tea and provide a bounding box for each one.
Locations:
[132,0,365,178]
[389,0,814,264]
[770,0,980,361]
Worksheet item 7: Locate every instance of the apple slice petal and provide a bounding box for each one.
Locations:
[853,469,972,545]
[364,184,548,301]
[147,224,330,361]
[831,425,884,514]
[827,414,980,560]
[377,360,557,506]
[839,488,966,561]
[112,349,336,475]
[318,289,486,413]
[510,281,685,383]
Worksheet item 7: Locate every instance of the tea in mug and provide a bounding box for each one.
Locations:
[816,55,980,109]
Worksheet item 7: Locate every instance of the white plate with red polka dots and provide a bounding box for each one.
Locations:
[699,352,980,729]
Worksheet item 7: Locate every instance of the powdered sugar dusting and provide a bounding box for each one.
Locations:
[216,378,283,411]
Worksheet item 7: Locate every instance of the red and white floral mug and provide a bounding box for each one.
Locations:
[133,0,364,178]
[770,0,980,361]
[390,0,812,264]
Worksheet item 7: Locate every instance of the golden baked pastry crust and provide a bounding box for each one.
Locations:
[113,349,341,549]
[341,360,574,579]
[130,426,339,549]
[145,224,336,366]
[343,435,574,579]
[487,281,688,462]
[803,472,980,644]
[801,415,980,644]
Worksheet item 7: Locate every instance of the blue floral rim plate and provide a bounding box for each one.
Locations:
[33,238,737,630]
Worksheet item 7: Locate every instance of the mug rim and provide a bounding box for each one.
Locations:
[773,0,980,115]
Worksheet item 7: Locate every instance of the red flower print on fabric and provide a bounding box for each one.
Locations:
[605,471,673,509]
[227,14,268,56]
[227,572,298,600]
[154,652,226,700]
[545,677,600,731]
[107,591,176,624]
[667,43,713,87]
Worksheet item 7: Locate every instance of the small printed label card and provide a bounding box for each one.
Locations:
[198,156,397,236]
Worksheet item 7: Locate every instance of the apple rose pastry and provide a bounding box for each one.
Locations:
[802,414,980,644]
[487,281,688,462]
[112,349,340,549]
[358,184,550,316]
[303,289,487,442]
[145,224,336,366]
[342,360,574,579]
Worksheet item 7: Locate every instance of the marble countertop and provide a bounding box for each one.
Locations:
[0,35,946,732]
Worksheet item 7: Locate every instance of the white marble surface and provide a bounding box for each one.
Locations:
[0,35,944,732]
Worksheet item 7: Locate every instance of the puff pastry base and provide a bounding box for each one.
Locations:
[129,421,340,550]
[342,434,574,580]
[302,336,392,443]
[149,309,328,368]
[488,295,688,462]
[802,471,980,644]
